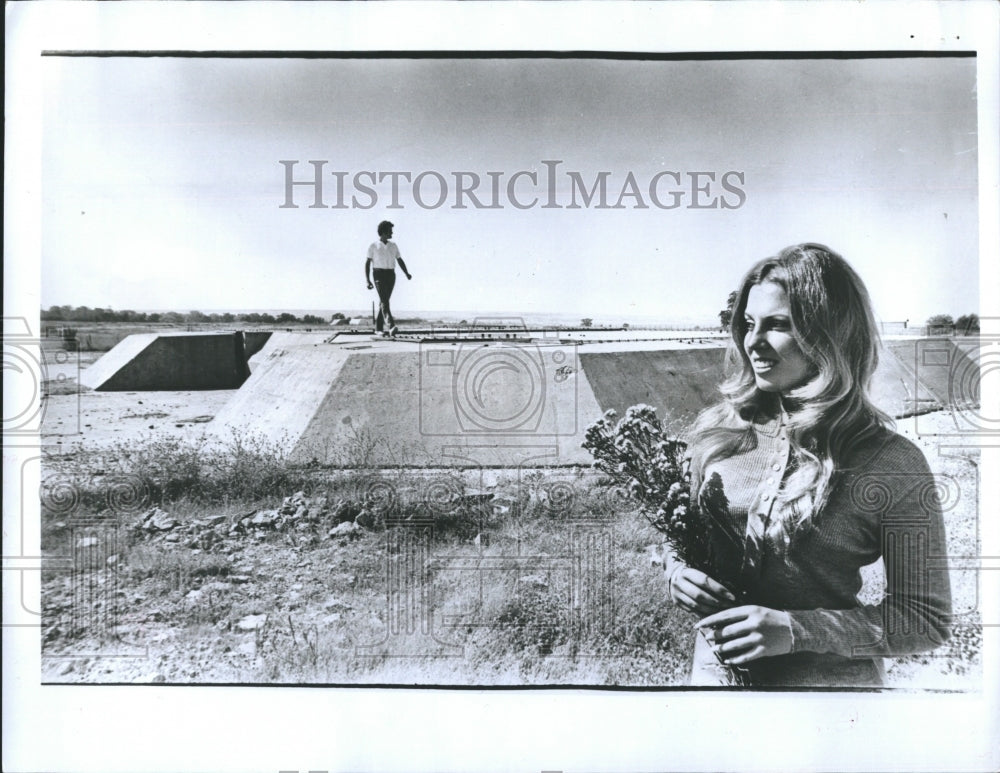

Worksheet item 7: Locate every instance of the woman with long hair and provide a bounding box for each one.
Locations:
[666,243,952,687]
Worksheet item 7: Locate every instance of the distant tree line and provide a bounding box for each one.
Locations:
[927,313,979,334]
[718,295,979,336]
[719,290,739,331]
[41,305,329,326]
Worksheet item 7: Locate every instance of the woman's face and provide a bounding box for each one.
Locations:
[743,281,815,394]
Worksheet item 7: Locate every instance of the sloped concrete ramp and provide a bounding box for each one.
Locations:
[577,344,946,434]
[210,334,353,455]
[214,335,603,466]
[580,348,727,435]
[245,331,319,372]
[883,338,981,409]
[78,333,160,391]
[81,332,264,391]
[208,334,977,467]
[90,329,979,466]
[871,344,942,416]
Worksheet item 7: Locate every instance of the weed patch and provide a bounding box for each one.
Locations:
[43,431,317,511]
[39,451,982,687]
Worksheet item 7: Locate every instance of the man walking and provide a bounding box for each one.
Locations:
[365,220,412,337]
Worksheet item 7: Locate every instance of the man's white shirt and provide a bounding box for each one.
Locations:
[368,240,401,270]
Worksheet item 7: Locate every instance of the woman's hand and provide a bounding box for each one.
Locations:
[696,605,793,664]
[667,566,737,616]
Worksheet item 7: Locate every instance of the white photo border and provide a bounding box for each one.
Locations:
[5,2,999,772]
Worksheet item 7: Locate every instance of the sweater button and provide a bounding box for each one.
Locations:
[772,463,781,471]
[762,493,772,501]
[766,478,774,485]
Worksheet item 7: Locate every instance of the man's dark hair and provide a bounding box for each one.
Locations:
[377,220,394,237]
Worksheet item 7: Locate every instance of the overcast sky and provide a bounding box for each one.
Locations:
[41,55,978,324]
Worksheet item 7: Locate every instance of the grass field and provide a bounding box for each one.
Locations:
[39,418,982,688]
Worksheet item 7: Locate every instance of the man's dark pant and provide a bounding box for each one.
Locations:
[373,268,396,331]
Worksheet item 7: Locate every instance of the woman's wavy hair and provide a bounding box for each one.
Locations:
[689,243,890,544]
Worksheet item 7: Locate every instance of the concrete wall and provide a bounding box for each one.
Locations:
[82,332,271,391]
[884,338,981,408]
[93,332,981,464]
[580,349,727,434]
[243,331,273,360]
[291,347,602,466]
[210,336,983,466]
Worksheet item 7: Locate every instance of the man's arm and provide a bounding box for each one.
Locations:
[397,256,412,279]
[365,257,373,288]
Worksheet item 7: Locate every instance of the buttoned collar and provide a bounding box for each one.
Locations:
[752,401,788,440]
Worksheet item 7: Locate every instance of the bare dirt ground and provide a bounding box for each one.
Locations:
[37,351,984,688]
[42,351,233,450]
